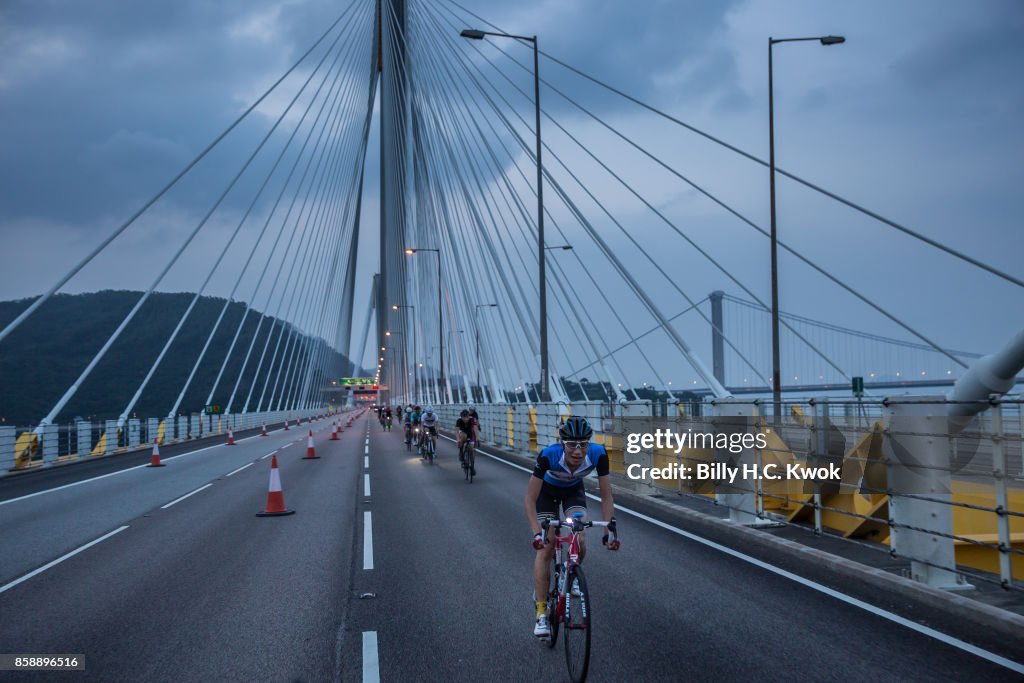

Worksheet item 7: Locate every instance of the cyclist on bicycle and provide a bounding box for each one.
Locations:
[456,408,477,469]
[419,406,438,456]
[403,405,413,443]
[524,415,619,638]
[409,405,421,451]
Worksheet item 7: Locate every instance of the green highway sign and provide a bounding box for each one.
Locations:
[205,404,223,415]
[339,377,375,385]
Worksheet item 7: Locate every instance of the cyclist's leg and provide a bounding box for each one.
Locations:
[534,487,559,623]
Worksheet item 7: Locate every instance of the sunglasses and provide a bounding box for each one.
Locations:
[563,440,589,451]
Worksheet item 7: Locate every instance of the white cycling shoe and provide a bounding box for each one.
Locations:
[533,614,551,638]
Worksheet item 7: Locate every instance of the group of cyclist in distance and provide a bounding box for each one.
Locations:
[376,405,619,639]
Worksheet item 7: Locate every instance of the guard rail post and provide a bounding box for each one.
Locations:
[884,396,971,590]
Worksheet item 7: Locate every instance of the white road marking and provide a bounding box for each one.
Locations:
[362,631,380,683]
[160,483,213,509]
[226,462,254,477]
[364,445,369,454]
[281,443,293,449]
[363,511,374,570]
[0,432,264,507]
[364,456,369,468]
[261,451,276,460]
[0,526,129,594]
[448,436,1024,675]
[364,474,371,497]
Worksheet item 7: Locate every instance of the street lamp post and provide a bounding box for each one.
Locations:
[461,28,549,401]
[405,248,443,403]
[768,34,844,423]
[387,320,414,403]
[475,303,498,401]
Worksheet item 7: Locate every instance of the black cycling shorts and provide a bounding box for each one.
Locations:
[535,481,587,522]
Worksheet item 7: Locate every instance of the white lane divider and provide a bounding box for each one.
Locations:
[363,511,374,570]
[0,525,129,594]
[281,443,292,449]
[364,445,368,454]
[0,429,275,507]
[261,450,276,460]
[364,456,369,469]
[364,474,371,497]
[226,462,254,477]
[443,435,1024,676]
[160,483,213,509]
[362,631,380,683]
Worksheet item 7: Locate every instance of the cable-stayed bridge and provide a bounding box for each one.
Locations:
[1,1,1023,680]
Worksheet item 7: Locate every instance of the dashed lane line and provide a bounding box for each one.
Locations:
[0,526,130,595]
[226,462,254,477]
[160,483,214,509]
[363,511,374,570]
[362,631,380,683]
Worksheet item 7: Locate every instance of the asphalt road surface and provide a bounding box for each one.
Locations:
[0,411,1021,682]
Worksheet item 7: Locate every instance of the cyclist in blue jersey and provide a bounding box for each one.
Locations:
[524,415,619,638]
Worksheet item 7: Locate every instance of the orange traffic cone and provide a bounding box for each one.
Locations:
[227,428,236,446]
[330,423,339,440]
[148,438,165,467]
[304,430,319,459]
[284,419,290,431]
[261,423,268,437]
[256,454,294,516]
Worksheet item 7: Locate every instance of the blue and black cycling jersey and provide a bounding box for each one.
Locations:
[532,443,610,487]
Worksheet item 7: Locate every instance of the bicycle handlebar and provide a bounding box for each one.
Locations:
[542,518,611,532]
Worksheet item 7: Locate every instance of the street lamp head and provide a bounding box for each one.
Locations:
[404,248,416,255]
[820,35,845,45]
[460,29,486,40]
[391,304,399,310]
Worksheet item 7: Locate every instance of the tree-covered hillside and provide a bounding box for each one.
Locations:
[0,291,361,426]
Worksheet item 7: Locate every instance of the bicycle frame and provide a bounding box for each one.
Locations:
[544,516,609,619]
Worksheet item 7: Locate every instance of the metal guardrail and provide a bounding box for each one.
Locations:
[0,408,346,474]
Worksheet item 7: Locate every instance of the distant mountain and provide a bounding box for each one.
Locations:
[0,291,361,426]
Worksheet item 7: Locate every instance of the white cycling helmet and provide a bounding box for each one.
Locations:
[425,406,434,413]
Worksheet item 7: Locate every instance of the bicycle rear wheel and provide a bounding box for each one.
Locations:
[563,565,591,682]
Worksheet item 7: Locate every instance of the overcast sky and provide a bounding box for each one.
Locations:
[1,0,1021,391]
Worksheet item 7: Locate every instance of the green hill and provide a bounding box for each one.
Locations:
[0,291,361,426]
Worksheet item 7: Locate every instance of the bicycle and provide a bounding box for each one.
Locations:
[404,423,413,450]
[421,428,435,464]
[385,415,392,431]
[459,438,476,483]
[540,513,615,683]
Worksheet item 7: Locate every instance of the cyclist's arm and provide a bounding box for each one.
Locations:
[597,474,615,523]
[525,475,544,536]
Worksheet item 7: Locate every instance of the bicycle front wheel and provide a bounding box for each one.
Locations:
[545,562,561,648]
[563,565,591,683]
